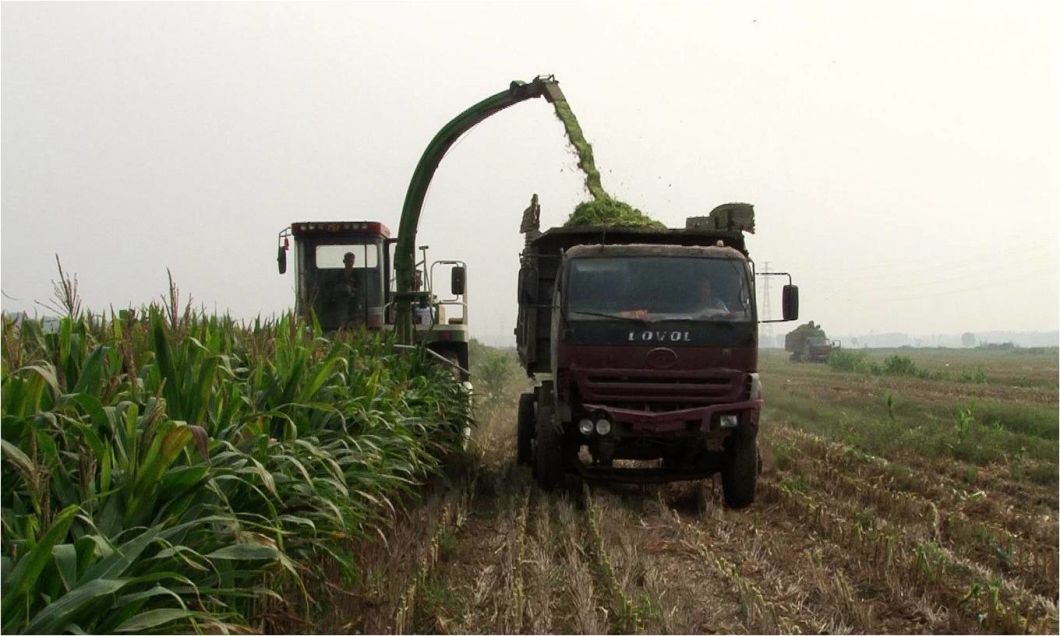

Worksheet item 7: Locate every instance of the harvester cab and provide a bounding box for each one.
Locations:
[277,221,470,376]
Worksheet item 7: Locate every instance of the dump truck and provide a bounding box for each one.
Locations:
[784,321,840,362]
[514,203,798,507]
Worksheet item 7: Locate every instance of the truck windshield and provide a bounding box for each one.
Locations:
[567,256,752,322]
[300,238,385,330]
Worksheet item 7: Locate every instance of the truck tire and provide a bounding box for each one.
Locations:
[533,397,566,491]
[721,432,758,509]
[517,392,535,466]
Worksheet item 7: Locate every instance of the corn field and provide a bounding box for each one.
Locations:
[0,308,472,633]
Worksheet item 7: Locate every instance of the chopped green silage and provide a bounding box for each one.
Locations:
[565,198,666,229]
[549,93,666,229]
[551,98,608,202]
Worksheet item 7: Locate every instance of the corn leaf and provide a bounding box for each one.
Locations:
[1,505,80,627]
[206,544,280,561]
[24,577,128,634]
[114,607,207,633]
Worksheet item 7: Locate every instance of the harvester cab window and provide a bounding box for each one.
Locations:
[305,241,385,331]
[315,244,379,269]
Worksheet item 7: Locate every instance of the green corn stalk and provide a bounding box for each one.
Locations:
[2,304,473,633]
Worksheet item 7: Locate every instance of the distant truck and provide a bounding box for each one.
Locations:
[514,204,798,507]
[784,321,840,362]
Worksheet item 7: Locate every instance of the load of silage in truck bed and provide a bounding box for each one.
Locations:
[566,198,665,229]
[550,93,666,230]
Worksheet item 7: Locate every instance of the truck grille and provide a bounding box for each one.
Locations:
[576,369,742,407]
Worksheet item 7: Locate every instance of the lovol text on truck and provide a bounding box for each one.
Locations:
[515,204,799,507]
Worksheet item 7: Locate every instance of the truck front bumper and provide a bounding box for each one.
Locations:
[580,399,763,436]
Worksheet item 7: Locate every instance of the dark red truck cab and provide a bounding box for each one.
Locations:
[515,213,797,507]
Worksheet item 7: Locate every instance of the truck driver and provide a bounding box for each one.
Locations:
[694,279,730,315]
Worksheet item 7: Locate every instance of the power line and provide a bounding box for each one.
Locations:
[760,261,774,346]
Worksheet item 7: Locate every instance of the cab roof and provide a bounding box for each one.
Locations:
[291,221,391,238]
[564,243,748,261]
[530,224,747,256]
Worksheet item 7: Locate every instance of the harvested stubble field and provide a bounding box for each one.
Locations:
[313,345,1058,635]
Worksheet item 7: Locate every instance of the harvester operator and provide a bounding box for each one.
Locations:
[335,251,363,325]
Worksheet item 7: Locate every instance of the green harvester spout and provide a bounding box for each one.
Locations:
[394,76,566,344]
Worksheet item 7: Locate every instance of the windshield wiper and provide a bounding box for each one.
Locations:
[569,310,650,324]
[662,316,744,327]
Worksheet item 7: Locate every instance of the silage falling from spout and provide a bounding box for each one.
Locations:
[549,97,610,202]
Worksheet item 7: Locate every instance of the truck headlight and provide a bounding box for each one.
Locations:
[578,418,594,436]
[719,414,739,428]
[595,418,612,436]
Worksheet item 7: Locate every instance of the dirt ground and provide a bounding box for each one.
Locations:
[305,354,1058,635]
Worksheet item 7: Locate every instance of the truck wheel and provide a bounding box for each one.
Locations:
[721,432,758,509]
[533,401,566,491]
[516,392,535,466]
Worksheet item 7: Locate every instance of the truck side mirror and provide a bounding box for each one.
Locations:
[277,245,287,274]
[782,285,799,321]
[451,266,466,295]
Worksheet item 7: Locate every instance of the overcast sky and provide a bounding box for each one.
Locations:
[2,1,1058,344]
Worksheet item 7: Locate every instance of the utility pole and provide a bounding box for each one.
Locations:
[761,261,774,348]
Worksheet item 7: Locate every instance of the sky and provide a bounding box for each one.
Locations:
[2,1,1058,345]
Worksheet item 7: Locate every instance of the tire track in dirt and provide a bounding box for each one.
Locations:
[581,483,745,634]
[583,474,934,634]
[418,458,531,633]
[412,397,615,635]
[583,474,908,634]
[663,481,906,634]
[419,470,622,633]
[522,492,558,633]
[552,495,609,633]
